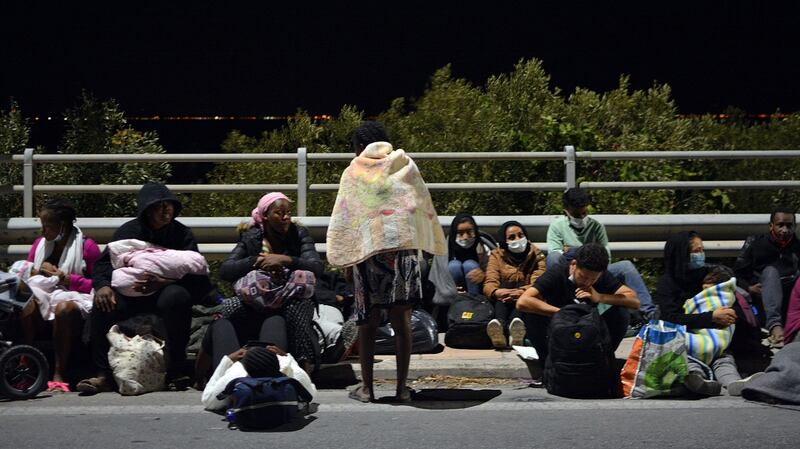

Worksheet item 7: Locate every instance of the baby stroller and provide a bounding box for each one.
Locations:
[0,273,49,400]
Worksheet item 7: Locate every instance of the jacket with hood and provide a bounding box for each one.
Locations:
[92,183,211,296]
[654,231,714,330]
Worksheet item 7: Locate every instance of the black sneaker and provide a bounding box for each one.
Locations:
[684,372,722,396]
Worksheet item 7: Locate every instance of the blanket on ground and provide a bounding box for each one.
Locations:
[326,141,446,267]
[742,341,800,405]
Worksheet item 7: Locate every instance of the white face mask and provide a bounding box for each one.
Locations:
[569,216,587,229]
[506,238,528,254]
[46,225,65,243]
[455,237,476,248]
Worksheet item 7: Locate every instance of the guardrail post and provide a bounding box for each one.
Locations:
[297,147,307,216]
[564,145,576,189]
[23,147,35,217]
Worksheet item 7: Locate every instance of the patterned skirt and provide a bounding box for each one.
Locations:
[352,249,422,324]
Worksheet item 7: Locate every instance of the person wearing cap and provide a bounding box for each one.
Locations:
[78,183,213,394]
[545,187,658,321]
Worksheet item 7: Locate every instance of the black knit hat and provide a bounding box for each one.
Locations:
[241,347,281,378]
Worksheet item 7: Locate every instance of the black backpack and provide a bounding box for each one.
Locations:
[222,376,314,430]
[543,304,618,398]
[444,294,494,349]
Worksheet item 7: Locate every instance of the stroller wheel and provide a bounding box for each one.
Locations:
[0,344,50,400]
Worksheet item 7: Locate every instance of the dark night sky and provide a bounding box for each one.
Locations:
[3,2,800,117]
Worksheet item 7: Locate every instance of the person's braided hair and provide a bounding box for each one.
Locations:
[351,121,389,149]
[41,198,76,225]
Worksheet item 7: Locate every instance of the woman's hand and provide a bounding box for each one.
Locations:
[94,286,117,312]
[712,308,737,327]
[133,272,173,294]
[254,253,289,271]
[38,262,58,277]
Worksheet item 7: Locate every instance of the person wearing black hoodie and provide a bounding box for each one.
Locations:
[654,231,745,396]
[77,183,213,394]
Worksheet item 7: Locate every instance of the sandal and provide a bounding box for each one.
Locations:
[76,376,114,395]
[47,381,71,393]
[768,327,785,349]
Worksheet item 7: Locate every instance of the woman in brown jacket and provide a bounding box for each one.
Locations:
[483,221,546,348]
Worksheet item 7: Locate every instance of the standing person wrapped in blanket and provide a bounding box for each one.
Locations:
[17,199,101,393]
[327,121,447,403]
[654,231,754,396]
[196,192,323,385]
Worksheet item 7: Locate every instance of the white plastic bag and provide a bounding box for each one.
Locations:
[107,324,166,395]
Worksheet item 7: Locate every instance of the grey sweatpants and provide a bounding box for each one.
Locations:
[688,352,741,387]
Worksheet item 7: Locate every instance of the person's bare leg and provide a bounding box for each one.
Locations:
[389,305,412,402]
[351,310,381,402]
[52,301,81,383]
[20,299,42,345]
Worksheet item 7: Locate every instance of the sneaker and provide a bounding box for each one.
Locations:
[508,317,526,347]
[684,372,722,396]
[486,319,507,348]
[726,372,765,396]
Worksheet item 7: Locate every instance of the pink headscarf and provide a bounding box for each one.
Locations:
[250,192,291,227]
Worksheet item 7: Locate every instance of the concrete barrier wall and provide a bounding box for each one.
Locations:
[1,214,770,261]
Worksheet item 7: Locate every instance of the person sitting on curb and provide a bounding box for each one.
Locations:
[446,214,497,296]
[483,220,546,348]
[78,183,214,394]
[734,207,800,349]
[654,231,753,396]
[545,188,658,321]
[517,243,639,362]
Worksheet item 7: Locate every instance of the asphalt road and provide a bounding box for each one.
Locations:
[1,387,797,449]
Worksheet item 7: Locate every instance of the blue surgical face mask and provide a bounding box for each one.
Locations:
[688,252,705,270]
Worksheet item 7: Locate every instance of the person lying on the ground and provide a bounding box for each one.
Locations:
[445,214,497,296]
[516,243,639,362]
[483,220,546,348]
[545,187,658,321]
[79,183,214,395]
[654,231,752,396]
[17,199,101,393]
[201,345,317,411]
[734,206,800,348]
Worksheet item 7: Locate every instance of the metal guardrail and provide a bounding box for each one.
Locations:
[7,146,800,217]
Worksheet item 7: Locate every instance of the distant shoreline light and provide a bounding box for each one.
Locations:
[27,115,335,122]
[25,113,788,122]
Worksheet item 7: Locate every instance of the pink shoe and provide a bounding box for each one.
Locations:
[47,381,71,393]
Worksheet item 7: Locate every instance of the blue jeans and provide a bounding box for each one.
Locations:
[448,259,482,296]
[545,252,656,316]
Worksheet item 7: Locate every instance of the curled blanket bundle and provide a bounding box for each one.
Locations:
[326,141,446,267]
[109,239,209,297]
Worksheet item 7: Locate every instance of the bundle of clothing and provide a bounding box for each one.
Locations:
[108,239,209,297]
[11,226,94,320]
